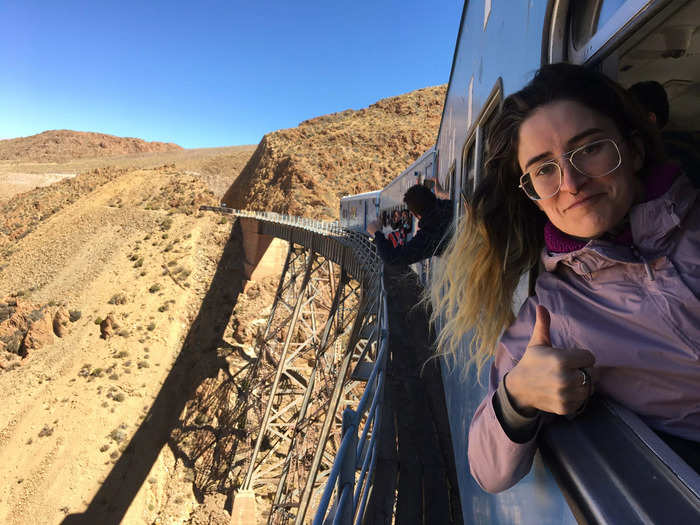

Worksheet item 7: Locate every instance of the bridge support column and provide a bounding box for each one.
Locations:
[239,217,287,280]
[231,489,257,525]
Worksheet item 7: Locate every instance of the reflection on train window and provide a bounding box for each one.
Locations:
[380,207,414,247]
[447,164,455,202]
[481,113,497,162]
[572,0,627,49]
[461,144,475,211]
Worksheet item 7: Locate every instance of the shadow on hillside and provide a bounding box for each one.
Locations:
[165,338,263,504]
[62,219,248,525]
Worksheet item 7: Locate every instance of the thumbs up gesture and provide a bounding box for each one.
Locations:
[504,305,595,416]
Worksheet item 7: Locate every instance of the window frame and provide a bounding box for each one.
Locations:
[547,0,681,65]
[457,79,503,215]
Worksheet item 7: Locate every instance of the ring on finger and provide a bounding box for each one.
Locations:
[579,368,590,387]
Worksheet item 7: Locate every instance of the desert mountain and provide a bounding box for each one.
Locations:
[223,85,446,219]
[0,84,446,524]
[0,130,183,163]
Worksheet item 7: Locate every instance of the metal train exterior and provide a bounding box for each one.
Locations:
[341,0,700,523]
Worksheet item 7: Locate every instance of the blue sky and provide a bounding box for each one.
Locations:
[1,1,462,148]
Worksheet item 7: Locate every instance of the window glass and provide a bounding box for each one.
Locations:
[572,0,628,49]
[598,0,627,29]
[481,116,495,164]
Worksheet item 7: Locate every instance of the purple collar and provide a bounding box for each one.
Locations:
[544,163,681,254]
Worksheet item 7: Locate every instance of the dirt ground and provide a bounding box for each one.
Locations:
[0,165,257,524]
[0,172,76,202]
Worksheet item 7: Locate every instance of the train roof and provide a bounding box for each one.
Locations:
[340,190,381,202]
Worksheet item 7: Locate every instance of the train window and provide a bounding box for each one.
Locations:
[457,79,502,217]
[447,160,457,203]
[480,111,497,163]
[567,0,667,64]
[616,1,700,135]
[572,0,627,49]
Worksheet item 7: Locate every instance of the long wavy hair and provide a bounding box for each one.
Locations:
[430,63,664,376]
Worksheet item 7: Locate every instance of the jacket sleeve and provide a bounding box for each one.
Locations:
[373,229,432,266]
[467,299,542,493]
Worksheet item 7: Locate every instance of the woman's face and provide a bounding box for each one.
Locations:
[517,100,643,239]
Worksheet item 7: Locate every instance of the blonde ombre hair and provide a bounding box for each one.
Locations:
[430,63,663,376]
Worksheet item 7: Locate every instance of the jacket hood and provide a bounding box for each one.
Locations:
[542,173,698,275]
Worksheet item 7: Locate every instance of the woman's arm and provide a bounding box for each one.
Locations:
[468,303,595,492]
[468,345,542,493]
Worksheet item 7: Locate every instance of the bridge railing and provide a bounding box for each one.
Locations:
[313,285,389,525]
[200,206,390,524]
[201,206,380,281]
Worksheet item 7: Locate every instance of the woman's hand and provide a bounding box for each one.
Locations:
[505,305,595,416]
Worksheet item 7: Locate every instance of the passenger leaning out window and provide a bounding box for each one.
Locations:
[431,63,700,493]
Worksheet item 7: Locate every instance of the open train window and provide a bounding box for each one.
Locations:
[539,2,700,511]
[614,1,700,183]
[565,0,683,64]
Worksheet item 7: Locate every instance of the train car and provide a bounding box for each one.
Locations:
[340,148,436,239]
[339,190,380,233]
[376,147,436,241]
[340,0,700,523]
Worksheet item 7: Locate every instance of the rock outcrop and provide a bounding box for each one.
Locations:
[100,314,118,339]
[0,299,57,357]
[21,313,54,355]
[222,85,446,220]
[53,307,70,338]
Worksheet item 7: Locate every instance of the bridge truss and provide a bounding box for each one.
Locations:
[202,208,389,524]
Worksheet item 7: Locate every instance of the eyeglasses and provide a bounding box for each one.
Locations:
[518,138,622,200]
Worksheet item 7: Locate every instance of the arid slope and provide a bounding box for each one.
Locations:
[0,130,183,163]
[0,84,446,524]
[0,164,244,524]
[223,85,446,219]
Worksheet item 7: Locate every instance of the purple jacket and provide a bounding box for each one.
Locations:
[468,171,700,493]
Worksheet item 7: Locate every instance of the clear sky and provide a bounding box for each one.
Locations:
[1,1,463,148]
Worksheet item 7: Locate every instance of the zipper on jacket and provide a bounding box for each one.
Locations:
[630,244,655,281]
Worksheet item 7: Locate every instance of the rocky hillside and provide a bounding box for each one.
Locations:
[222,85,446,219]
[0,130,183,163]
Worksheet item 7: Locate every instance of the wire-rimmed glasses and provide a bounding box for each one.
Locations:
[518,138,622,200]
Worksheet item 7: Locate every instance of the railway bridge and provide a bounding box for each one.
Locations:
[203,207,461,525]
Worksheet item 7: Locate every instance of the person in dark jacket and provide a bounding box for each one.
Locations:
[629,80,700,186]
[367,184,453,266]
